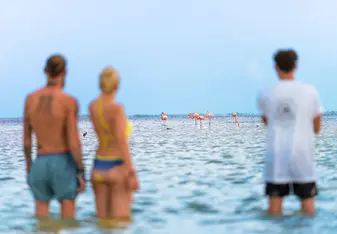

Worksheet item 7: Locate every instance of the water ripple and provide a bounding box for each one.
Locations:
[0,117,335,233]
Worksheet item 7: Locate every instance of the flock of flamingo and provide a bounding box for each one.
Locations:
[160,112,241,127]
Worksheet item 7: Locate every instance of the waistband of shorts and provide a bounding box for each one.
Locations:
[37,152,72,157]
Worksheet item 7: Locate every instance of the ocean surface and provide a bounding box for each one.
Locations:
[0,116,337,234]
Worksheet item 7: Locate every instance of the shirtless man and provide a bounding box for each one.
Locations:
[258,49,322,215]
[23,54,86,218]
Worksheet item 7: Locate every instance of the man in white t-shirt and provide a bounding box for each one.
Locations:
[257,49,322,215]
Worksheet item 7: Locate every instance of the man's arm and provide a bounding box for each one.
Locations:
[23,95,32,173]
[312,88,323,134]
[261,115,268,125]
[66,97,84,170]
[257,92,268,125]
[313,115,321,134]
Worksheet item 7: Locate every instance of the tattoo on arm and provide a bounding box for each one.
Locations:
[24,144,32,172]
[36,95,54,112]
[23,95,33,173]
[23,118,33,172]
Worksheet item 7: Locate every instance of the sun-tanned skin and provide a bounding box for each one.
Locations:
[23,79,85,218]
[89,94,139,220]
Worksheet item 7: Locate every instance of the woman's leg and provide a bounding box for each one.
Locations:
[93,166,130,219]
[108,177,131,220]
[92,179,109,219]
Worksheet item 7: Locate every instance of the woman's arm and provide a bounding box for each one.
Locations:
[112,104,133,170]
[111,104,139,191]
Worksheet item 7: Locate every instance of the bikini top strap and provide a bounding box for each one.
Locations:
[97,98,110,130]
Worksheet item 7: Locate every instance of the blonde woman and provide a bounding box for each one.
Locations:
[89,67,139,221]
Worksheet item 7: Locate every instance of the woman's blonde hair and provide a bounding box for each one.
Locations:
[99,66,119,93]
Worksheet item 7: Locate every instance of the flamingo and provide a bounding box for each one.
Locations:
[161,112,168,121]
[193,113,199,125]
[205,111,213,126]
[197,115,205,127]
[232,112,240,127]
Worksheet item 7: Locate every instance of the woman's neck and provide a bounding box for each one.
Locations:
[100,93,115,101]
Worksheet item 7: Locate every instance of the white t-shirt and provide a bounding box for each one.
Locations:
[258,80,323,183]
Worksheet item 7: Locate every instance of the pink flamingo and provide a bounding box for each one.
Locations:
[205,111,213,126]
[197,115,205,127]
[232,112,240,127]
[193,113,199,125]
[161,112,168,121]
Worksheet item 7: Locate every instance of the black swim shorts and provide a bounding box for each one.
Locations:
[265,182,318,200]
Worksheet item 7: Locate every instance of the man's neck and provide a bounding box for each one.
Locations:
[46,81,63,89]
[279,72,294,81]
[47,76,63,88]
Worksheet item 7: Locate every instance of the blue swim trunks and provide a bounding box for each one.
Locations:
[28,153,78,202]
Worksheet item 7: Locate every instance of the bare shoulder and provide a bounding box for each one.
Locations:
[24,89,41,106]
[24,93,34,114]
[107,103,125,119]
[24,92,33,103]
[27,88,43,100]
[60,93,78,112]
[62,92,77,103]
[60,92,75,101]
[112,103,125,114]
[88,99,97,114]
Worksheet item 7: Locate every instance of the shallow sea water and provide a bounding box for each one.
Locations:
[0,116,337,234]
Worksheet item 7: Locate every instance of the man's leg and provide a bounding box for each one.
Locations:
[265,183,290,215]
[293,182,317,215]
[29,158,51,218]
[60,200,76,218]
[35,199,50,217]
[50,154,78,219]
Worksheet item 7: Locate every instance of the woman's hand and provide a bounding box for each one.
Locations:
[128,168,139,191]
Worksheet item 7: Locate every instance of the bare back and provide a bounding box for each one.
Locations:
[89,98,126,157]
[25,87,77,155]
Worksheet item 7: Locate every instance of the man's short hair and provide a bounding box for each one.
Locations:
[273,49,298,73]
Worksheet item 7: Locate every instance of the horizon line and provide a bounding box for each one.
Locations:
[1,110,337,120]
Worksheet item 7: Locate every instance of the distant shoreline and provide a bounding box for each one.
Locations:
[1,111,336,120]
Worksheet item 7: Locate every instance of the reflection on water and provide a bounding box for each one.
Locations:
[35,217,81,233]
[0,117,336,233]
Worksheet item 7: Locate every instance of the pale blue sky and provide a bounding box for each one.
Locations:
[1,0,337,117]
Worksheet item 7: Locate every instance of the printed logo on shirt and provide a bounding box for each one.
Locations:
[275,98,296,122]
